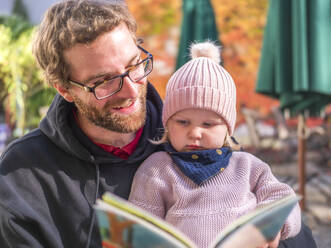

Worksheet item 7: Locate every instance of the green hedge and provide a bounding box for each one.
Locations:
[0,16,56,136]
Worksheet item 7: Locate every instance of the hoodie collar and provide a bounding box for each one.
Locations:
[39,83,163,165]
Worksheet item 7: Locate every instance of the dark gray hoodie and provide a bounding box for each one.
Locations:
[0,83,163,248]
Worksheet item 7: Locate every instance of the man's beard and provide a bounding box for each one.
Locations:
[73,85,147,133]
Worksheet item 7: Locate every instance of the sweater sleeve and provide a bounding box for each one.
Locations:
[129,152,173,219]
[250,155,301,240]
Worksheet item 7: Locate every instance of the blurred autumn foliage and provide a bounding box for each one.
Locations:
[127,0,181,100]
[127,0,279,124]
[212,0,279,123]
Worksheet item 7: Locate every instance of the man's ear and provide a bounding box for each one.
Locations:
[54,84,74,102]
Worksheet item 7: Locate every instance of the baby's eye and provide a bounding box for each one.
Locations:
[202,122,212,127]
[176,119,188,125]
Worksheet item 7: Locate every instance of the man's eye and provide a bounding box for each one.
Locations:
[88,78,104,87]
[136,57,142,64]
[129,56,142,68]
[98,76,117,85]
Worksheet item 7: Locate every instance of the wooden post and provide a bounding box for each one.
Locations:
[297,114,307,210]
[241,107,261,148]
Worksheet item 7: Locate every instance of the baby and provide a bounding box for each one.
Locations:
[129,41,301,248]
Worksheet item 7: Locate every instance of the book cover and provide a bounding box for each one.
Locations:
[94,192,300,248]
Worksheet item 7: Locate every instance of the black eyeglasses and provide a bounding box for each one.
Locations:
[68,45,153,100]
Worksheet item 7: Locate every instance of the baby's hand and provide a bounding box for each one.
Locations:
[256,231,281,248]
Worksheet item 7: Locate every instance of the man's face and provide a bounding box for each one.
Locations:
[62,23,147,133]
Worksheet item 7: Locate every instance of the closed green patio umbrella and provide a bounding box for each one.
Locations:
[176,0,221,69]
[256,0,331,209]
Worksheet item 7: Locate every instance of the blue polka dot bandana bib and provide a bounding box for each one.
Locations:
[165,144,232,185]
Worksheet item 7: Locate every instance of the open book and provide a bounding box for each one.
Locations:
[94,192,300,248]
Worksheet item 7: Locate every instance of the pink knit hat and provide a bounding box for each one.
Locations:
[162,41,237,135]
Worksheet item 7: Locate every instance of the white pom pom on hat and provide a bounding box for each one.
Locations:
[162,40,237,135]
[190,41,222,64]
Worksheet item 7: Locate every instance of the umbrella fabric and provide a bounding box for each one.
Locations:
[256,0,331,116]
[176,0,221,69]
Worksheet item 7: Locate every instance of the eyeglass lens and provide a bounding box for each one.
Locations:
[94,57,152,99]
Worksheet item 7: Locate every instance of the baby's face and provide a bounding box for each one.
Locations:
[167,108,228,152]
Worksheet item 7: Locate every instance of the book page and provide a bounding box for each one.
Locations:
[95,194,195,248]
[95,192,299,248]
[218,225,266,248]
[211,194,300,248]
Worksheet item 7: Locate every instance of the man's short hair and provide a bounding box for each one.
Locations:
[33,0,137,87]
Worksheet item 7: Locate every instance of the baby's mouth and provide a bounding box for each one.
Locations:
[185,145,204,151]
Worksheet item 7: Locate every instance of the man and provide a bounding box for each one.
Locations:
[0,0,317,248]
[0,1,162,247]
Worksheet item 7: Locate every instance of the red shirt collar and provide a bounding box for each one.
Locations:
[72,109,143,159]
[94,128,143,159]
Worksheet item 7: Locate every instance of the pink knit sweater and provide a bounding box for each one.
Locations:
[129,151,301,248]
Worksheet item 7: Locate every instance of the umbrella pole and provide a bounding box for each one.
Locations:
[297,113,307,210]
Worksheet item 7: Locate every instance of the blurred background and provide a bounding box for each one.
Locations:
[0,0,280,136]
[0,0,331,247]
